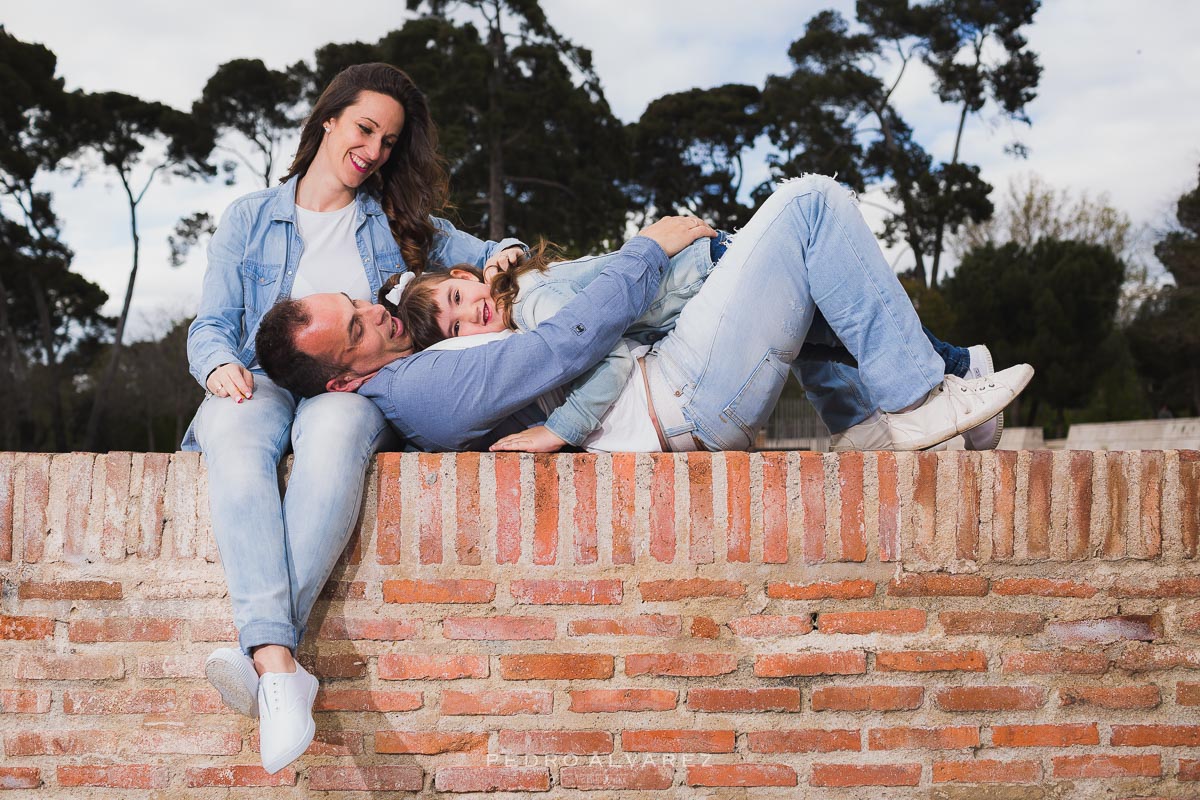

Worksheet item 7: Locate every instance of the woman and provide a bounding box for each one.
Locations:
[183,63,522,774]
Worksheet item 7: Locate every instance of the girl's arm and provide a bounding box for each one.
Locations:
[428,216,525,271]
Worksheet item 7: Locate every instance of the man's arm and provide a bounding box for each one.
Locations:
[361,236,669,451]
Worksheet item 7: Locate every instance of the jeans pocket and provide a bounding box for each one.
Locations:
[722,348,791,446]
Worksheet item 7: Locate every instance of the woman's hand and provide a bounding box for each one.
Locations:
[483,245,524,283]
[489,425,568,453]
[206,363,255,402]
[637,215,717,257]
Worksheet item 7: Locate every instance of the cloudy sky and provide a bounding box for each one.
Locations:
[4,0,1199,339]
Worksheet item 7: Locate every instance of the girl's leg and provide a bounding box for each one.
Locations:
[284,391,394,645]
[195,377,297,654]
[652,175,945,448]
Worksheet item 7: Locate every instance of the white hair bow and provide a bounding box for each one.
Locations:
[384,271,417,305]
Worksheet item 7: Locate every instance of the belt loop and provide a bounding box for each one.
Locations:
[643,353,700,453]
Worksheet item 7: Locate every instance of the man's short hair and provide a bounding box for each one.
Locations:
[256,299,342,398]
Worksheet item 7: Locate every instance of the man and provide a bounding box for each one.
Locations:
[256,177,1030,453]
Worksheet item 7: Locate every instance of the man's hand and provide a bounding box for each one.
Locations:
[489,425,568,453]
[637,215,717,257]
[206,363,255,402]
[483,245,524,282]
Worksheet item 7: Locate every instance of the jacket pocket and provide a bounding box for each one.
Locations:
[242,260,281,314]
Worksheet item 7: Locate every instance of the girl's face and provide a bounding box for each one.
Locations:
[318,91,405,190]
[434,269,507,338]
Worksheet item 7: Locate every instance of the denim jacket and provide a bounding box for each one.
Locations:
[510,235,723,445]
[182,175,522,450]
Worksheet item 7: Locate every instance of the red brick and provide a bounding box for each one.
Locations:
[1052,754,1160,779]
[1140,451,1164,557]
[811,685,923,712]
[455,452,482,564]
[1067,450,1094,558]
[382,579,495,604]
[762,451,789,563]
[838,451,867,561]
[17,654,124,680]
[417,452,444,564]
[878,451,900,560]
[68,618,181,642]
[20,454,49,563]
[319,580,367,600]
[375,731,488,754]
[767,579,875,599]
[639,578,745,600]
[0,767,39,789]
[510,578,622,604]
[611,453,636,564]
[1111,725,1200,747]
[649,453,676,562]
[939,611,1044,635]
[186,766,296,787]
[689,452,715,563]
[573,454,598,564]
[1104,451,1130,558]
[442,689,553,715]
[304,653,367,679]
[500,654,613,680]
[876,650,986,672]
[308,766,424,792]
[1183,457,1199,557]
[799,452,826,562]
[6,730,120,756]
[993,577,1097,597]
[58,765,169,789]
[131,729,242,755]
[729,615,813,637]
[533,454,559,565]
[1025,450,1052,557]
[189,618,238,642]
[992,723,1099,747]
[726,450,751,561]
[748,729,860,753]
[933,759,1041,784]
[756,651,866,677]
[0,453,13,561]
[888,573,988,596]
[189,690,228,714]
[819,609,925,634]
[811,762,921,787]
[494,452,522,563]
[1047,615,1160,644]
[622,729,735,752]
[0,615,53,640]
[1180,758,1200,781]
[689,763,797,787]
[687,687,801,712]
[436,766,550,793]
[378,654,488,680]
[568,615,681,637]
[374,453,402,563]
[498,730,613,754]
[317,616,421,640]
[1060,685,1159,709]
[934,686,1046,712]
[1179,682,1200,706]
[560,764,673,790]
[957,452,981,560]
[869,726,978,750]
[691,616,720,638]
[0,690,51,714]
[992,450,1017,558]
[626,653,737,677]
[18,580,121,600]
[1116,644,1200,672]
[314,689,423,712]
[445,615,556,640]
[1112,577,1200,598]
[1002,651,1108,674]
[568,689,677,713]
[63,689,176,715]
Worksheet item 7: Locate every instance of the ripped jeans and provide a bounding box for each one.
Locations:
[650,175,946,445]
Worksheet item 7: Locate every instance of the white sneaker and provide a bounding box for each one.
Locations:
[829,411,891,451]
[884,364,1034,451]
[258,662,318,774]
[204,648,259,718]
[962,345,1003,451]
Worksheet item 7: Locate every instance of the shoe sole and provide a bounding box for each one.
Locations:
[205,656,259,718]
[261,676,318,774]
[965,345,1003,450]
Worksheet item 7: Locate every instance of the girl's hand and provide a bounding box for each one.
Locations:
[483,246,524,282]
[489,425,568,453]
[206,363,255,402]
[637,215,717,257]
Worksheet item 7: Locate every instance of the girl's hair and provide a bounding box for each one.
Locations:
[378,241,562,352]
[281,63,449,274]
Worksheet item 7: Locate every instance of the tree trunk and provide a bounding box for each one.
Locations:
[27,273,67,451]
[929,100,972,288]
[485,17,506,240]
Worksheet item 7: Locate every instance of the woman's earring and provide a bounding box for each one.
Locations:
[323,124,331,133]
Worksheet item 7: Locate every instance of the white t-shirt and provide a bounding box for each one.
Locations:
[291,201,372,301]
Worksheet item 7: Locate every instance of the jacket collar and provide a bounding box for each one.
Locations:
[269,174,385,223]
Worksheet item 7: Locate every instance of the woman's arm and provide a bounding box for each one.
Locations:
[428,216,525,271]
[186,202,252,389]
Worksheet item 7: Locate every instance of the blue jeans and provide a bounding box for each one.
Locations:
[195,375,393,654]
[651,175,945,444]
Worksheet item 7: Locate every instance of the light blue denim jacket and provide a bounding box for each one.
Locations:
[510,235,725,445]
[183,175,522,449]
[359,235,671,452]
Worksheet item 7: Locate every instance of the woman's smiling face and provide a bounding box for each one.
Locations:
[320,90,405,189]
[434,269,508,339]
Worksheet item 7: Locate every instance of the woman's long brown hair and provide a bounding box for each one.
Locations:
[281,63,449,274]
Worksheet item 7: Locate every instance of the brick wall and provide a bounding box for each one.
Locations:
[1,450,1198,797]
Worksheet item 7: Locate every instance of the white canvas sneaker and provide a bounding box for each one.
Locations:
[962,345,1004,451]
[829,411,891,451]
[204,648,259,718]
[258,662,319,774]
[884,364,1034,451]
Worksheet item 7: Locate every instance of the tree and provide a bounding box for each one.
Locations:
[193,58,303,187]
